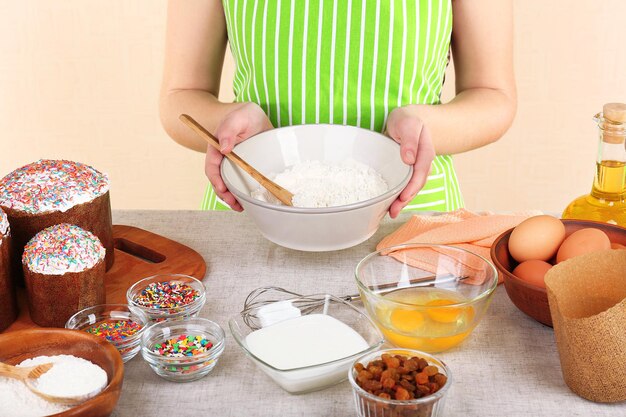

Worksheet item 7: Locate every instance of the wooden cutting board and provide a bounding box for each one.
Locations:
[3,225,207,332]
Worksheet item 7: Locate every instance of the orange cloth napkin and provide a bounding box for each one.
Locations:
[377,209,542,284]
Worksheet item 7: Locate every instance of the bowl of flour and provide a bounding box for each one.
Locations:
[221,124,412,251]
[0,328,123,417]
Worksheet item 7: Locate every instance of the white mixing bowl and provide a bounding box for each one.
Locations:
[221,124,412,251]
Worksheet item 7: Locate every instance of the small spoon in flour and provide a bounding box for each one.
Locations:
[0,362,67,403]
[0,358,106,405]
[179,114,294,206]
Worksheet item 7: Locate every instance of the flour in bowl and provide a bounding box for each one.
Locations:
[251,159,388,208]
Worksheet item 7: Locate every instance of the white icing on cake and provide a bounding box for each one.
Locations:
[23,224,105,275]
[0,160,110,214]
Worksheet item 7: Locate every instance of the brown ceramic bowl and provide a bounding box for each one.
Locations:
[491,219,626,327]
[0,328,124,417]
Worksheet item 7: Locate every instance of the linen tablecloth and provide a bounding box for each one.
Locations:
[111,210,623,417]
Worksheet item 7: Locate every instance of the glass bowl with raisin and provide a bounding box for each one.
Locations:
[348,348,452,417]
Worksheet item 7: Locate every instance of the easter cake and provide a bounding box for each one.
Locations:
[0,207,18,331]
[0,159,114,281]
[23,224,106,327]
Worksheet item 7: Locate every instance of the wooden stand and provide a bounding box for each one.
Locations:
[3,225,207,332]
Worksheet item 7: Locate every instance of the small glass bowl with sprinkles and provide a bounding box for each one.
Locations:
[126,274,206,322]
[141,317,225,382]
[65,304,149,362]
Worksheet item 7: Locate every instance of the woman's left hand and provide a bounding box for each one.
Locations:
[385,106,436,219]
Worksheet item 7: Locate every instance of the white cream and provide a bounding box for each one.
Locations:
[0,209,9,236]
[244,314,370,393]
[246,314,368,369]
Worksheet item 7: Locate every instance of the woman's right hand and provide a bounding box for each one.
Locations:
[205,102,274,211]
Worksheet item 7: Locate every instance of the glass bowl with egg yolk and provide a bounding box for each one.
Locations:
[355,244,498,353]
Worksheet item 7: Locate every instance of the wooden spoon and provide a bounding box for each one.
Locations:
[0,361,102,405]
[179,114,294,206]
[0,362,53,381]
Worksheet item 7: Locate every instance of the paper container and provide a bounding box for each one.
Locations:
[545,249,626,403]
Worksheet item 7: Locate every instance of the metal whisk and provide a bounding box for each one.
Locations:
[241,273,468,330]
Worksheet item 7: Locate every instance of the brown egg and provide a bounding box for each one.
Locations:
[508,215,566,262]
[556,228,611,263]
[611,242,626,250]
[512,260,552,288]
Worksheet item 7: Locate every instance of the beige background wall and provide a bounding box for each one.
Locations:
[0,1,624,212]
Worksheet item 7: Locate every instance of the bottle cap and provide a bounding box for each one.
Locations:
[603,103,626,123]
[602,103,626,144]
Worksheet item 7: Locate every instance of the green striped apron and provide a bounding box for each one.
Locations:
[203,0,464,211]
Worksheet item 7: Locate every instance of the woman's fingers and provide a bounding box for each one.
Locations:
[205,146,226,192]
[205,103,274,211]
[215,102,273,153]
[398,125,435,203]
[386,108,436,218]
[389,115,421,165]
[388,199,404,219]
[204,147,244,211]
[214,112,246,154]
[217,190,243,211]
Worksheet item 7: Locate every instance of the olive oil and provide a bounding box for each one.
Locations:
[562,104,626,226]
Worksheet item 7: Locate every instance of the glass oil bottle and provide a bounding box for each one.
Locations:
[562,103,626,226]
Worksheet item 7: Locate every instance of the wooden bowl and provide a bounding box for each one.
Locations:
[491,219,626,327]
[0,328,124,417]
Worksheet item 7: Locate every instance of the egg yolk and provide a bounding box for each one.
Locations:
[389,309,424,333]
[425,299,470,323]
[381,327,473,352]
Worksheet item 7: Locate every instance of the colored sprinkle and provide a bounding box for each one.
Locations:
[152,334,213,357]
[0,159,110,214]
[0,207,8,236]
[85,320,143,342]
[22,224,105,275]
[133,281,200,309]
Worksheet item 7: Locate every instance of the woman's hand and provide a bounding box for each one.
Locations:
[385,106,436,219]
[205,102,273,211]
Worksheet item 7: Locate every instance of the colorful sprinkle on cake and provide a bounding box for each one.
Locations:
[23,224,106,275]
[0,208,8,236]
[0,160,110,214]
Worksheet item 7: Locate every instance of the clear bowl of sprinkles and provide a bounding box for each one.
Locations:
[140,317,225,382]
[126,274,206,322]
[65,304,149,362]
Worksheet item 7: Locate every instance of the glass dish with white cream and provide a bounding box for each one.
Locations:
[229,293,384,394]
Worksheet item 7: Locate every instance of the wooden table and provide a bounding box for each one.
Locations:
[103,210,622,416]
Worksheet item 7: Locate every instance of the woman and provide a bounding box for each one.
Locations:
[160,0,515,218]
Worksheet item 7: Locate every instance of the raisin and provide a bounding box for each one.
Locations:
[379,392,391,400]
[354,363,365,373]
[382,377,396,389]
[423,365,438,377]
[427,382,439,393]
[363,380,383,392]
[400,379,416,392]
[403,359,418,372]
[396,366,409,375]
[415,371,429,385]
[433,373,447,387]
[394,387,411,401]
[357,370,373,383]
[383,355,401,369]
[417,358,428,371]
[368,365,383,378]
[417,384,431,395]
